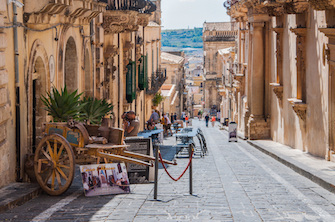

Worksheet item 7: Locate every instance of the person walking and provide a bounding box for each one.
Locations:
[211,115,216,127]
[205,114,209,127]
[185,115,189,127]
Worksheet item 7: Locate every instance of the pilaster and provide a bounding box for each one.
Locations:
[247,17,271,140]
[0,0,10,188]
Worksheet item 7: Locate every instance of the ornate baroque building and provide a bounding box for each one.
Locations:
[0,0,165,188]
[203,22,237,113]
[224,0,335,160]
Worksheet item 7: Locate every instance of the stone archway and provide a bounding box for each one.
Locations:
[64,37,78,93]
[33,57,47,149]
[27,39,50,153]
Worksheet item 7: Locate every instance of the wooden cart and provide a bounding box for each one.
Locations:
[34,121,176,196]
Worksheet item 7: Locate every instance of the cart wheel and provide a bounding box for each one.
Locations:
[34,134,75,196]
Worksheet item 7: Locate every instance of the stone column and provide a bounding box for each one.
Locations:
[247,20,270,140]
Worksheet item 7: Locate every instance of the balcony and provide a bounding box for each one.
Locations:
[102,0,155,34]
[25,0,106,24]
[101,0,156,13]
[146,69,167,95]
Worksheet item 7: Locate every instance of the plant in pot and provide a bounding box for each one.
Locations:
[79,97,114,138]
[41,86,84,122]
[152,92,165,107]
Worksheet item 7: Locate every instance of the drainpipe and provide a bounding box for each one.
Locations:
[90,20,94,97]
[13,2,22,182]
[118,33,120,128]
[142,26,145,128]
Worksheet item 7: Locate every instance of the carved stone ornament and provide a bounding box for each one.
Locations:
[105,45,118,81]
[26,0,106,24]
[136,44,142,64]
[283,1,309,14]
[123,41,135,52]
[137,13,150,27]
[270,83,283,102]
[288,98,307,121]
[104,45,119,57]
[309,0,335,10]
[103,10,139,35]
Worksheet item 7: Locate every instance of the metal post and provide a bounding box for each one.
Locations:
[154,145,159,200]
[189,143,193,195]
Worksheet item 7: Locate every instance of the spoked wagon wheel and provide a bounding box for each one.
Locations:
[34,134,75,196]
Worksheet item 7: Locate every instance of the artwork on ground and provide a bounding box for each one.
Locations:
[80,163,130,196]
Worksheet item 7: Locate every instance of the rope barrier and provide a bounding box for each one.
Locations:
[158,149,193,182]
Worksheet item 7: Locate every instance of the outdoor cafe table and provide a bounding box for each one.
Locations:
[175,128,198,144]
[137,129,164,144]
[137,129,164,138]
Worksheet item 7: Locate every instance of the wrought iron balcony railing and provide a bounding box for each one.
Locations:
[146,69,167,95]
[100,0,156,13]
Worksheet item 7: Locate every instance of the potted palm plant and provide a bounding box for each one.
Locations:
[41,86,84,123]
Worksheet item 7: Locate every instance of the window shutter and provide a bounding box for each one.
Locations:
[144,55,148,89]
[126,62,133,103]
[138,56,145,90]
[131,61,136,101]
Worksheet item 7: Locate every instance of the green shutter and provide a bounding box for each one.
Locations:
[132,61,136,100]
[126,63,132,103]
[138,56,145,90]
[144,54,148,89]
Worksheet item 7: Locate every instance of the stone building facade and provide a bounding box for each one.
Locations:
[224,0,335,160]
[0,0,165,188]
[203,22,237,114]
[160,51,185,117]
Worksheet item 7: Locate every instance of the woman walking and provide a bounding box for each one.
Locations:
[211,115,216,127]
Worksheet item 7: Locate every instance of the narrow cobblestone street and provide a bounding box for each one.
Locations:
[1,120,335,221]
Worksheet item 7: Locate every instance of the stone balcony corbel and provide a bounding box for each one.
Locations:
[25,0,106,24]
[137,13,151,27]
[103,10,139,35]
[287,98,307,121]
[270,83,283,102]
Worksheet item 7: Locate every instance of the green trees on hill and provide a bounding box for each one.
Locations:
[161,28,203,49]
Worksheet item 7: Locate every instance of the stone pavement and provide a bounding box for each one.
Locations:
[1,120,335,221]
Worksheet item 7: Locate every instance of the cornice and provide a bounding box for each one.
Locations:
[290,27,307,36]
[226,0,309,20]
[319,28,335,37]
[272,27,284,33]
[309,0,335,10]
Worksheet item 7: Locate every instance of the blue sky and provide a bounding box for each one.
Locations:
[161,0,230,30]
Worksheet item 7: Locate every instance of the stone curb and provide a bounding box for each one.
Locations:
[247,141,335,195]
[0,183,42,214]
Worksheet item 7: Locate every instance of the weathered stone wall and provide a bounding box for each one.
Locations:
[0,0,11,188]
[270,11,329,158]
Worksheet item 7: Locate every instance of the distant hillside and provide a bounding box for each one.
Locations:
[161,28,203,49]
